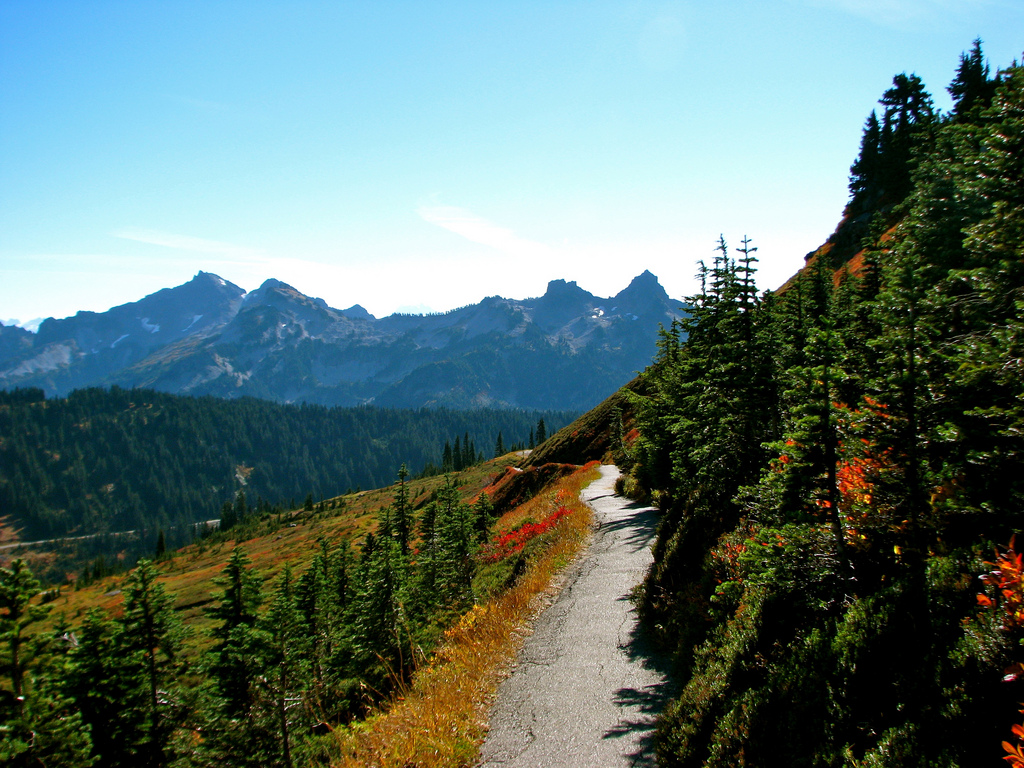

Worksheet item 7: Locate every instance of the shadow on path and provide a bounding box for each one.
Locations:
[596,494,676,766]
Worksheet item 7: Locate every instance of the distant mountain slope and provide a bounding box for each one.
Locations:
[0,271,684,411]
[0,386,575,543]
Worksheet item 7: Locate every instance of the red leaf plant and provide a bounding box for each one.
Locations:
[479,505,572,563]
[976,536,1024,765]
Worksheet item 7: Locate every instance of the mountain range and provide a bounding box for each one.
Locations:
[0,271,684,410]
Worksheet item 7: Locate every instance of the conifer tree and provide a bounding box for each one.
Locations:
[252,566,306,768]
[350,536,409,681]
[453,436,463,471]
[64,609,147,767]
[433,475,476,610]
[392,464,412,557]
[206,547,263,716]
[0,559,96,767]
[119,558,184,768]
[474,490,496,545]
[0,559,43,706]
[949,38,996,119]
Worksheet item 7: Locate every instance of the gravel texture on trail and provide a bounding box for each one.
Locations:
[478,465,672,767]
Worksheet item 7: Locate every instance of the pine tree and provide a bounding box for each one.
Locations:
[350,536,409,682]
[949,38,996,120]
[392,464,412,557]
[251,566,307,768]
[473,490,495,545]
[0,559,96,767]
[433,475,476,610]
[64,609,148,767]
[453,436,463,472]
[119,559,184,767]
[0,559,43,706]
[235,489,248,524]
[849,110,882,208]
[206,547,263,717]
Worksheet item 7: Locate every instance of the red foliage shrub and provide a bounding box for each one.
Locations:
[479,505,572,563]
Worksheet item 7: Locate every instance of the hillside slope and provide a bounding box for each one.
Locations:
[0,386,574,550]
[621,51,1024,766]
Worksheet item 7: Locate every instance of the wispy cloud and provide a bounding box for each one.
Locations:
[113,227,261,257]
[416,204,554,259]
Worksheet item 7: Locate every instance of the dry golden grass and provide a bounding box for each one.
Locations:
[328,460,602,767]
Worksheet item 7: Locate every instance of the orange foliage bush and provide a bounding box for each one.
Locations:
[976,537,1024,765]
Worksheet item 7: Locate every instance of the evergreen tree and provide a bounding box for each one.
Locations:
[252,566,306,768]
[849,110,882,205]
[220,500,236,532]
[949,38,996,119]
[433,475,476,611]
[65,609,148,767]
[350,536,409,681]
[234,489,248,524]
[474,490,496,545]
[119,559,184,767]
[0,559,43,706]
[0,559,96,767]
[452,436,463,472]
[206,547,263,717]
[392,464,412,557]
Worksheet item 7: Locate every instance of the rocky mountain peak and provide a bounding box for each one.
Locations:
[622,269,665,294]
[0,270,686,411]
[542,279,591,299]
[341,304,374,320]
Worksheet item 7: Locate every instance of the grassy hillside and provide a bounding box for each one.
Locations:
[6,448,603,767]
[41,454,521,653]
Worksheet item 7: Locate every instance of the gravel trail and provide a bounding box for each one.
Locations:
[478,464,671,767]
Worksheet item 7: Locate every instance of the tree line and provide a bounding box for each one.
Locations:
[626,44,1024,765]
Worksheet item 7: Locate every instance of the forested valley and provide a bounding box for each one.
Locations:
[624,43,1024,765]
[0,385,571,555]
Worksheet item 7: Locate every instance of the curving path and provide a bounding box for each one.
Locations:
[478,465,672,767]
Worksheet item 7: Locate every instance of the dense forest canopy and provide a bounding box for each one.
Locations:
[0,386,574,543]
[626,43,1024,765]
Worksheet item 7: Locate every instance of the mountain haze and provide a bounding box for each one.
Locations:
[0,271,683,410]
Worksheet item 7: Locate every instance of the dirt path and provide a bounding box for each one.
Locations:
[478,465,672,767]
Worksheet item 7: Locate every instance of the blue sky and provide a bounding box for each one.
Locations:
[2,1,1022,327]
